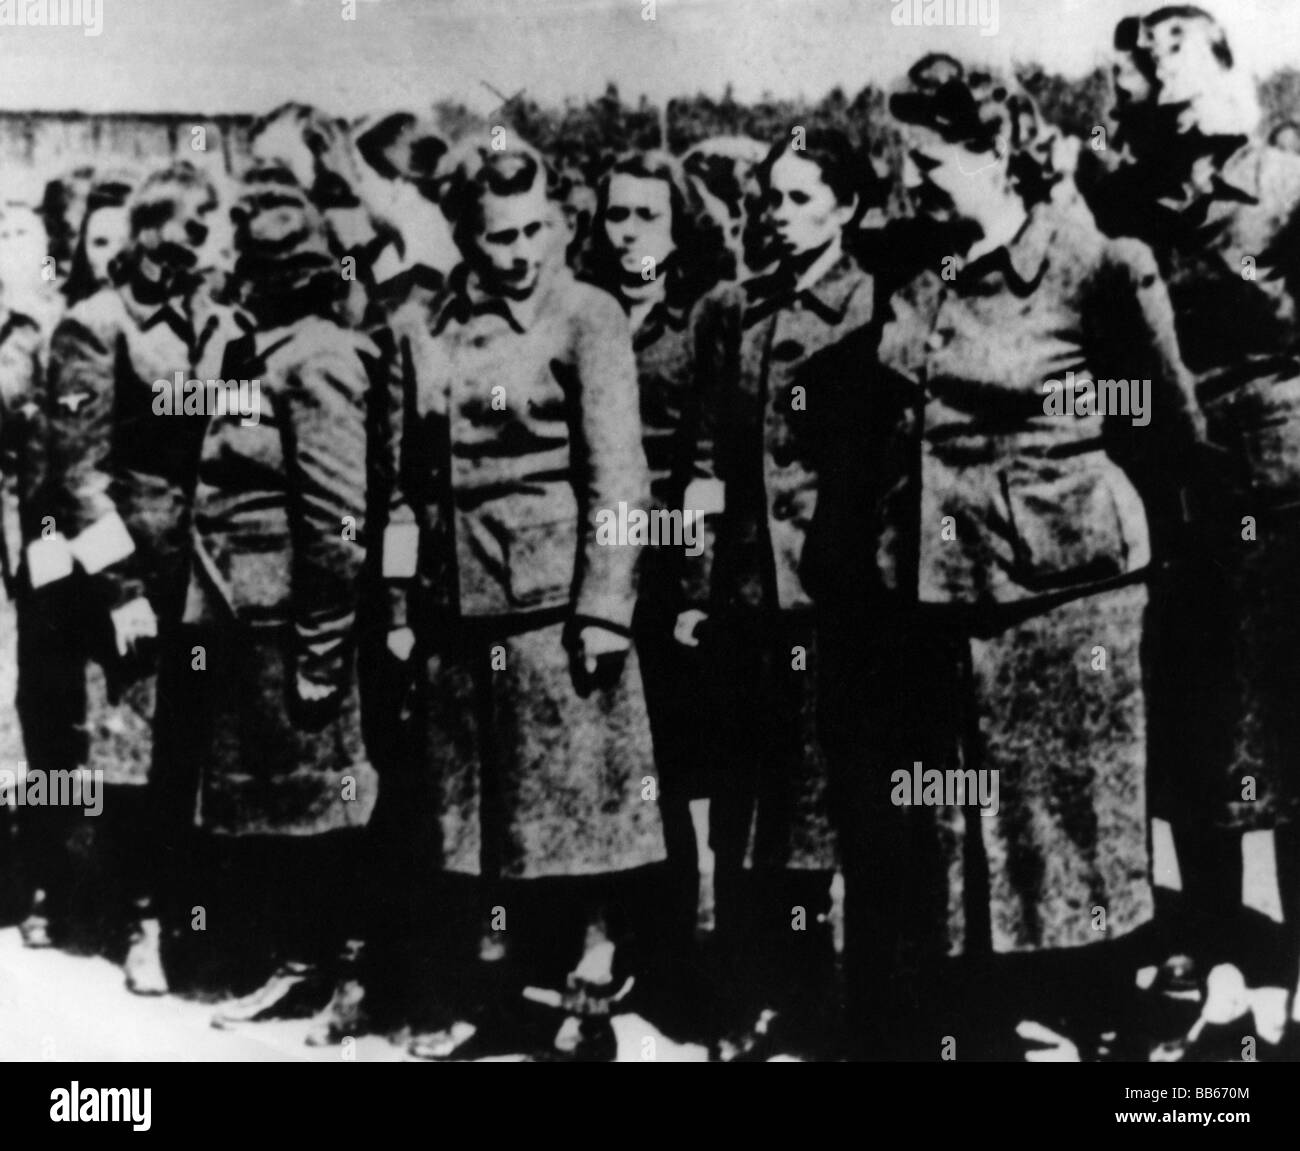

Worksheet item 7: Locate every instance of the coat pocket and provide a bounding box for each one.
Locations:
[1001,462,1129,591]
[501,515,578,609]
[221,545,294,616]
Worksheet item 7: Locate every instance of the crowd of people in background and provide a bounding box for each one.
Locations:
[2,3,1300,1061]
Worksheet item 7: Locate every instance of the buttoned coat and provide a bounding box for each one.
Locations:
[40,278,243,786]
[45,278,242,617]
[0,308,44,586]
[1092,141,1300,830]
[866,201,1196,953]
[175,314,379,836]
[0,307,84,784]
[385,263,663,879]
[689,252,877,871]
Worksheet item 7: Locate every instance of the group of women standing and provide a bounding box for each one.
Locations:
[6,2,1300,1061]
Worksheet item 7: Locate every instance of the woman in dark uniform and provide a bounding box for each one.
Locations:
[586,149,733,1034]
[172,161,379,1041]
[1091,7,1300,1025]
[42,161,242,994]
[686,128,877,1059]
[15,170,140,959]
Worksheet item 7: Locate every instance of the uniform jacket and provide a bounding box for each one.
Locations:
[875,201,1199,610]
[633,295,700,511]
[1091,140,1300,505]
[689,250,877,613]
[184,315,376,693]
[1090,141,1300,396]
[43,277,242,614]
[0,308,46,588]
[386,262,648,634]
[625,293,716,614]
[1091,140,1300,831]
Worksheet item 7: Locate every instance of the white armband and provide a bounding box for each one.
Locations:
[26,534,74,589]
[68,510,135,575]
[683,478,725,517]
[382,522,419,579]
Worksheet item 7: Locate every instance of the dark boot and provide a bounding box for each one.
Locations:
[211,961,329,1028]
[305,939,369,1047]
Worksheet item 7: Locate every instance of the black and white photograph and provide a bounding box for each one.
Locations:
[0,0,1293,1107]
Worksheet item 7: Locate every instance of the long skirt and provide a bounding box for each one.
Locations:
[847,580,1152,957]
[167,621,377,837]
[400,610,665,880]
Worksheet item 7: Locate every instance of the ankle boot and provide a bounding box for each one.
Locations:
[305,939,369,1047]
[212,960,328,1028]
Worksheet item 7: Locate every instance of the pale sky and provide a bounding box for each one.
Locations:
[0,0,1294,115]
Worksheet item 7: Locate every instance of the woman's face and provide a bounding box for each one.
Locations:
[603,173,674,279]
[134,184,215,280]
[84,205,129,285]
[1144,14,1223,135]
[0,206,47,273]
[901,125,1008,227]
[763,151,853,259]
[471,182,552,299]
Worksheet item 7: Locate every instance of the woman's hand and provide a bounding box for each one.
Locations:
[110,596,157,658]
[673,609,708,648]
[578,626,628,676]
[387,626,416,661]
[570,626,630,694]
[290,671,342,731]
[295,675,336,702]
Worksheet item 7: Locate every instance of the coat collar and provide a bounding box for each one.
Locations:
[627,287,690,351]
[742,250,866,328]
[430,261,564,336]
[1200,138,1264,204]
[120,277,228,364]
[956,204,1053,296]
[0,306,37,347]
[1148,136,1261,214]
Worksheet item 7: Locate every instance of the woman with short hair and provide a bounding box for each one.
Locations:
[385,141,664,1060]
[40,160,242,994]
[586,149,733,1034]
[176,160,379,1041]
[860,54,1208,1058]
[686,127,878,1059]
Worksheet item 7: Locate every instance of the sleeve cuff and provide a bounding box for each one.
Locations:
[26,534,74,589]
[382,522,419,579]
[69,510,135,575]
